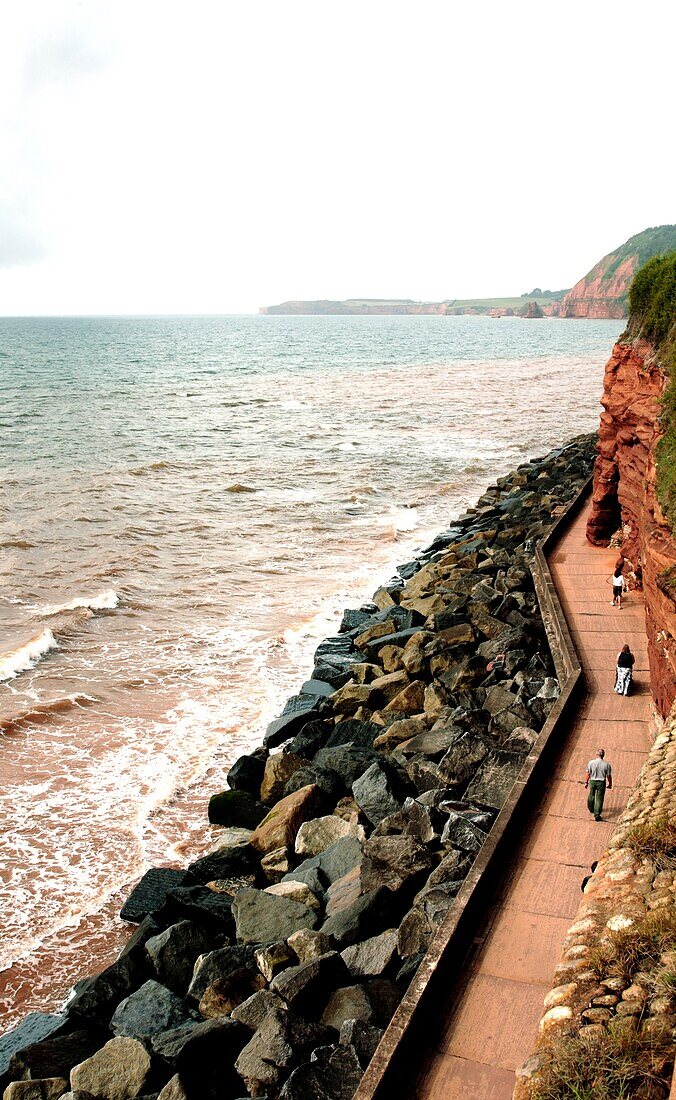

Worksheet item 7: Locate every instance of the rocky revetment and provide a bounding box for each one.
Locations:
[0,437,597,1100]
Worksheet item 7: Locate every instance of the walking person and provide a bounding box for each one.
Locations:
[611,561,625,607]
[585,748,612,821]
[614,643,635,695]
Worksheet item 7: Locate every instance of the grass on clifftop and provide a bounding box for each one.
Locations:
[628,252,676,532]
[625,814,676,872]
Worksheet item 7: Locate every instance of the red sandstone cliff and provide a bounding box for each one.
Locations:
[586,332,676,717]
[561,257,635,318]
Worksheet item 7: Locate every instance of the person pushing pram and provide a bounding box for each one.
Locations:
[614,643,635,696]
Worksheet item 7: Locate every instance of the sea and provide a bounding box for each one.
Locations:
[0,313,623,1031]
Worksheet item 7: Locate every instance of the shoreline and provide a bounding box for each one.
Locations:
[0,433,599,1099]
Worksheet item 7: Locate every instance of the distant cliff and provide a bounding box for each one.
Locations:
[262,226,676,319]
[586,251,676,717]
[561,224,676,319]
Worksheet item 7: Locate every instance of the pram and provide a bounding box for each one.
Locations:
[614,665,632,695]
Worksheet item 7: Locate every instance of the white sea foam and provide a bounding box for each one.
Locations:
[0,629,58,682]
[42,590,119,616]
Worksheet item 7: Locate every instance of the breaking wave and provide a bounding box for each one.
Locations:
[42,590,120,616]
[0,630,58,682]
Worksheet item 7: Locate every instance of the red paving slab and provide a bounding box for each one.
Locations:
[416,501,651,1099]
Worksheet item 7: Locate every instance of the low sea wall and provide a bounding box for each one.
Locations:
[0,435,596,1100]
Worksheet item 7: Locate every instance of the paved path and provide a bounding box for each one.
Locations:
[415,503,652,1099]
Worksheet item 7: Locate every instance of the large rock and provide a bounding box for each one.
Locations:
[321,986,374,1031]
[231,888,317,945]
[324,867,362,920]
[283,766,343,804]
[339,1018,384,1069]
[287,929,332,965]
[438,733,491,788]
[151,1018,247,1098]
[329,681,376,715]
[312,746,380,789]
[226,749,267,795]
[323,718,379,750]
[278,1043,363,1100]
[198,969,267,1018]
[7,1029,102,1083]
[207,789,267,828]
[383,680,426,714]
[284,837,363,893]
[361,836,433,896]
[265,878,321,911]
[352,761,406,825]
[270,952,349,1015]
[155,885,236,933]
[341,930,398,978]
[260,753,307,804]
[250,784,324,854]
[145,921,213,996]
[264,696,322,749]
[321,887,394,948]
[157,1076,189,1100]
[464,751,523,810]
[0,1014,66,1082]
[373,717,427,750]
[184,843,257,887]
[294,815,362,857]
[111,980,196,1041]
[70,1036,151,1100]
[120,868,187,923]
[187,945,257,1002]
[3,1083,68,1100]
[66,950,151,1024]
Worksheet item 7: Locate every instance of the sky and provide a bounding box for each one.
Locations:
[0,0,674,315]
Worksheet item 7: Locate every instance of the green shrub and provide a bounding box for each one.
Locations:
[628,252,676,531]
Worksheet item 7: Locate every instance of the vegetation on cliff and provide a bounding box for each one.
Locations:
[629,251,676,530]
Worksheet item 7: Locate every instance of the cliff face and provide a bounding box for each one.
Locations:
[561,224,676,319]
[586,333,676,717]
[561,257,635,318]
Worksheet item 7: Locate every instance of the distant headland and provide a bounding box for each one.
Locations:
[261,224,676,319]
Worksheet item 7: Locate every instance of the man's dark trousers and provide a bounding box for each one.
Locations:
[587,780,606,817]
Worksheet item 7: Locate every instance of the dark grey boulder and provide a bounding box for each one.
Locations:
[67,950,151,1024]
[187,945,257,1002]
[207,790,267,828]
[300,679,335,698]
[7,1027,102,1084]
[226,749,267,795]
[145,921,214,995]
[283,766,343,804]
[362,628,421,659]
[362,978,402,1026]
[151,1017,247,1099]
[265,697,322,749]
[284,836,363,894]
[361,836,433,896]
[312,746,380,789]
[338,1018,384,1069]
[285,720,332,759]
[151,1016,247,1068]
[279,1043,363,1100]
[0,1013,66,1082]
[156,886,236,933]
[111,980,197,1041]
[231,888,317,945]
[438,734,491,789]
[464,751,523,810]
[184,844,257,887]
[440,812,487,855]
[270,951,349,1015]
[352,761,406,826]
[323,718,379,750]
[120,868,187,923]
[321,887,394,948]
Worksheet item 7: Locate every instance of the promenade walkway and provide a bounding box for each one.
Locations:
[415,502,652,1099]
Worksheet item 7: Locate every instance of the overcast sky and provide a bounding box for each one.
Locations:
[0,0,673,315]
